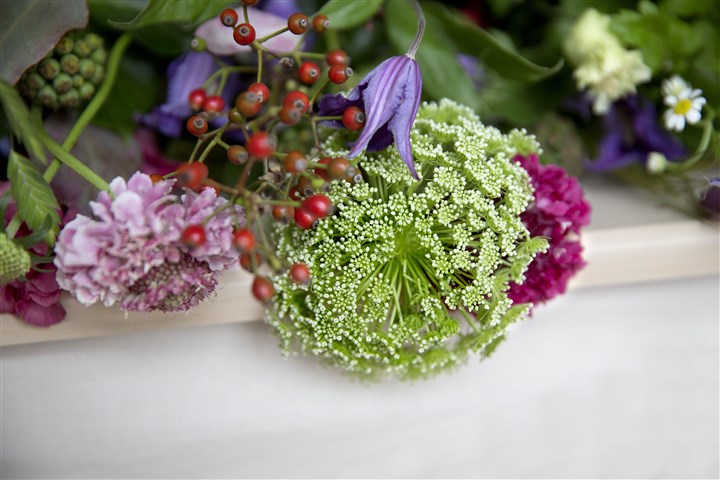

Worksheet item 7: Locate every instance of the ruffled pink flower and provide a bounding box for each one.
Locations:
[0,182,74,327]
[54,172,242,313]
[510,153,591,306]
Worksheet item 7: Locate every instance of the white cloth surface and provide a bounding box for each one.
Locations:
[1,276,718,479]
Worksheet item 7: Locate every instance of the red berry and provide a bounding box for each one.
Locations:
[240,251,262,272]
[287,13,309,34]
[325,49,349,66]
[328,64,352,84]
[297,175,315,196]
[232,228,256,251]
[241,0,259,5]
[149,174,164,184]
[227,145,249,165]
[298,61,321,85]
[252,276,275,303]
[233,23,256,45]
[279,105,302,125]
[235,91,262,117]
[188,88,206,110]
[203,95,225,113]
[294,207,317,229]
[176,162,208,190]
[283,90,309,113]
[186,115,208,136]
[302,194,332,218]
[247,82,270,103]
[272,205,295,221]
[181,224,206,248]
[289,263,311,284]
[247,132,276,158]
[314,157,332,181]
[284,151,307,173]
[312,15,330,33]
[327,157,353,180]
[288,186,303,201]
[342,106,365,131]
[220,8,238,27]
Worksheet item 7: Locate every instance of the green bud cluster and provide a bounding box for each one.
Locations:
[17,31,107,109]
[267,99,548,379]
[0,233,31,285]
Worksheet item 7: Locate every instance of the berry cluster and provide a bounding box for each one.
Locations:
[162,1,367,303]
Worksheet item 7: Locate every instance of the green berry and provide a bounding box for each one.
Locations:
[37,84,58,107]
[90,64,104,85]
[0,233,32,286]
[24,72,45,90]
[59,89,80,108]
[60,54,79,74]
[73,38,91,58]
[72,75,84,88]
[52,73,73,93]
[79,83,95,101]
[90,48,107,65]
[38,58,60,80]
[79,58,95,79]
[85,33,103,50]
[54,36,74,55]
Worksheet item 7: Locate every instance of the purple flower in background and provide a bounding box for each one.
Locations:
[509,153,591,307]
[700,177,720,219]
[587,96,685,172]
[318,56,422,179]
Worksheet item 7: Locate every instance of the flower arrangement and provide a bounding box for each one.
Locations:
[0,0,716,378]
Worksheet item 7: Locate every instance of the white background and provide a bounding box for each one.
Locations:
[2,273,718,478]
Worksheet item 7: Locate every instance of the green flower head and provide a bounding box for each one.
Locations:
[268,99,548,379]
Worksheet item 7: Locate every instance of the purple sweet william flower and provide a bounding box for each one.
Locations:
[509,153,591,306]
[54,172,242,313]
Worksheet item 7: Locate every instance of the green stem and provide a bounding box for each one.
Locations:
[256,27,289,44]
[39,131,111,192]
[666,110,716,173]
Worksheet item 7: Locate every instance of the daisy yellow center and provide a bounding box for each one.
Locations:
[673,98,692,115]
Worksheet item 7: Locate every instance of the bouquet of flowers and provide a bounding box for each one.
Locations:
[5,0,711,379]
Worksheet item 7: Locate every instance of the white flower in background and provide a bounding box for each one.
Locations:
[662,76,706,132]
[564,9,651,115]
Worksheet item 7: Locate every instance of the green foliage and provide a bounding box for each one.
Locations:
[0,81,47,165]
[0,0,88,85]
[316,0,384,30]
[7,151,61,244]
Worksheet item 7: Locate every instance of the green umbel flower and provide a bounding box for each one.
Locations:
[268,99,548,379]
[18,32,106,109]
[0,233,31,285]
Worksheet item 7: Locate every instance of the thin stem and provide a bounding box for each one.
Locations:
[256,27,289,44]
[256,47,263,83]
[39,131,111,192]
[242,4,249,23]
[666,110,716,173]
[406,0,425,59]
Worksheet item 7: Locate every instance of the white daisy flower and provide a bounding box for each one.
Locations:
[662,76,706,132]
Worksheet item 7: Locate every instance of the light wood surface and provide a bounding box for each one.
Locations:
[2,218,717,346]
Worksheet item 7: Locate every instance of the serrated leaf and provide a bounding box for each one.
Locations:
[316,0,383,30]
[0,81,47,165]
[7,151,61,243]
[427,2,563,81]
[110,0,228,30]
[0,0,88,85]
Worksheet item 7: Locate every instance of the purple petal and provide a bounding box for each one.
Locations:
[386,59,422,179]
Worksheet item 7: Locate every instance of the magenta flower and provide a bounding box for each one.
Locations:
[509,153,591,306]
[54,172,242,313]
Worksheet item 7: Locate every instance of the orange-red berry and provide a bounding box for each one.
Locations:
[293,207,317,230]
[188,88,206,110]
[327,157,353,180]
[279,106,302,125]
[176,162,208,190]
[246,132,275,158]
[287,13,309,34]
[302,194,332,218]
[186,115,208,136]
[252,276,275,302]
[181,224,206,248]
[272,205,295,221]
[227,145,249,165]
[325,49,349,66]
[203,95,225,113]
[240,251,262,272]
[283,90,309,113]
[312,15,330,33]
[220,8,238,27]
[289,263,311,284]
[328,64,352,84]
[235,91,262,117]
[247,82,270,103]
[284,151,307,173]
[233,23,256,45]
[342,106,365,131]
[232,228,256,251]
[298,61,321,85]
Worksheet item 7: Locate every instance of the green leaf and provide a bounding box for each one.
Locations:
[0,0,88,85]
[317,0,384,30]
[426,2,563,82]
[110,0,227,30]
[385,1,480,110]
[0,81,47,165]
[7,151,61,243]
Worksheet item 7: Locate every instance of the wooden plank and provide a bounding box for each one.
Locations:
[2,219,717,347]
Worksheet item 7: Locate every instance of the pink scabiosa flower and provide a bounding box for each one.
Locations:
[317,1,425,179]
[54,172,242,313]
[510,153,591,306]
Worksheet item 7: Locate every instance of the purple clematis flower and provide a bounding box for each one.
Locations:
[318,2,425,179]
[587,95,685,172]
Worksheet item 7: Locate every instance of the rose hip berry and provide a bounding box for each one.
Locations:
[227,145,249,165]
[284,151,308,173]
[240,251,262,272]
[235,91,262,117]
[188,88,206,110]
[176,162,209,190]
[314,157,332,181]
[312,15,330,33]
[342,106,365,130]
[203,95,225,113]
[289,263,311,284]
[272,205,295,221]
[283,90,310,113]
[294,207,317,230]
[181,225,206,248]
[325,49,349,66]
[232,228,256,251]
[247,82,270,103]
[287,13,309,34]
[328,64,352,84]
[298,62,321,85]
[186,115,208,136]
[252,276,275,303]
[279,106,302,125]
[233,23,256,45]
[247,132,275,158]
[241,0,259,5]
[302,194,332,218]
[220,8,238,27]
[328,157,353,180]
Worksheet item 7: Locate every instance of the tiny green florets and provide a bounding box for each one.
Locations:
[267,99,548,379]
